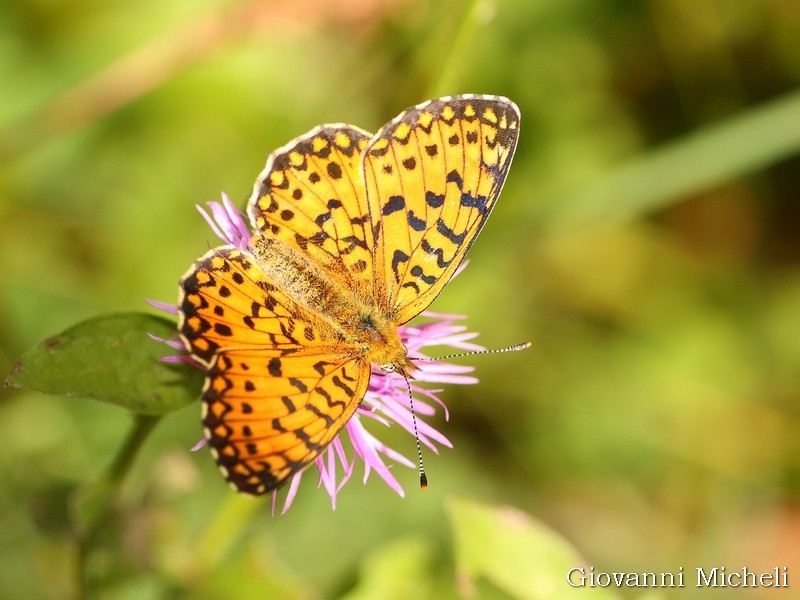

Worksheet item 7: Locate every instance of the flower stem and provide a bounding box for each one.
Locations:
[72,414,161,595]
[107,414,161,484]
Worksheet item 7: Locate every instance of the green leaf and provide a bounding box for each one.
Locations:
[447,497,621,600]
[5,312,203,415]
[539,88,800,229]
[341,536,436,600]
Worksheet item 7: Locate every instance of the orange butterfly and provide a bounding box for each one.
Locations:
[178,95,520,495]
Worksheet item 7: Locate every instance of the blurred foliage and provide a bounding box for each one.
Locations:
[2,0,800,598]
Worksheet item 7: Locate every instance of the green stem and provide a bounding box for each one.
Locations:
[107,414,160,485]
[72,414,161,597]
[427,0,485,98]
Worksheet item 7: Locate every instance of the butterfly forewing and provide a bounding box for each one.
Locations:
[247,126,377,301]
[362,95,520,323]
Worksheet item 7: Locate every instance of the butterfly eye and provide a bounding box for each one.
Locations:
[381,363,396,373]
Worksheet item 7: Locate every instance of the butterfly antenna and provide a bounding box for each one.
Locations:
[401,372,428,491]
[403,342,531,491]
[416,341,532,363]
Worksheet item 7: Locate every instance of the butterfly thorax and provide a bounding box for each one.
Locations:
[253,235,416,377]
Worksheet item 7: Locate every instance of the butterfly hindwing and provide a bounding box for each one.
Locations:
[362,95,520,323]
[202,347,371,495]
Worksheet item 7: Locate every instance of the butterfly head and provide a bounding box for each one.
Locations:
[378,359,415,377]
[356,310,417,378]
[374,351,417,379]
[367,339,416,378]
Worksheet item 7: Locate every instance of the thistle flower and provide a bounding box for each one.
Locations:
[152,194,484,512]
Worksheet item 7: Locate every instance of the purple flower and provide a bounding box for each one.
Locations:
[152,196,484,513]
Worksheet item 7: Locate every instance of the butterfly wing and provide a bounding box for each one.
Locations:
[202,347,370,495]
[179,246,370,494]
[179,246,325,365]
[362,95,520,323]
[246,125,378,301]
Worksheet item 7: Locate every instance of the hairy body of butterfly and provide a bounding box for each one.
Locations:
[179,94,520,495]
[252,235,412,374]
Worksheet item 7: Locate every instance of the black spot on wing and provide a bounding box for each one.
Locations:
[410,265,436,285]
[293,427,322,453]
[391,249,410,282]
[327,161,343,179]
[214,323,233,337]
[331,375,355,396]
[436,219,466,244]
[446,169,464,190]
[407,210,426,231]
[382,195,405,216]
[421,238,452,268]
[308,402,335,427]
[425,191,444,208]
[289,377,308,393]
[268,357,282,376]
[460,193,489,211]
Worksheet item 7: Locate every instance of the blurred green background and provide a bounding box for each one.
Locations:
[2,0,800,598]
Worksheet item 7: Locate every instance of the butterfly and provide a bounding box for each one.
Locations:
[178,95,520,495]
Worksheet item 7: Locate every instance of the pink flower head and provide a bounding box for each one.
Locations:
[152,196,484,513]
